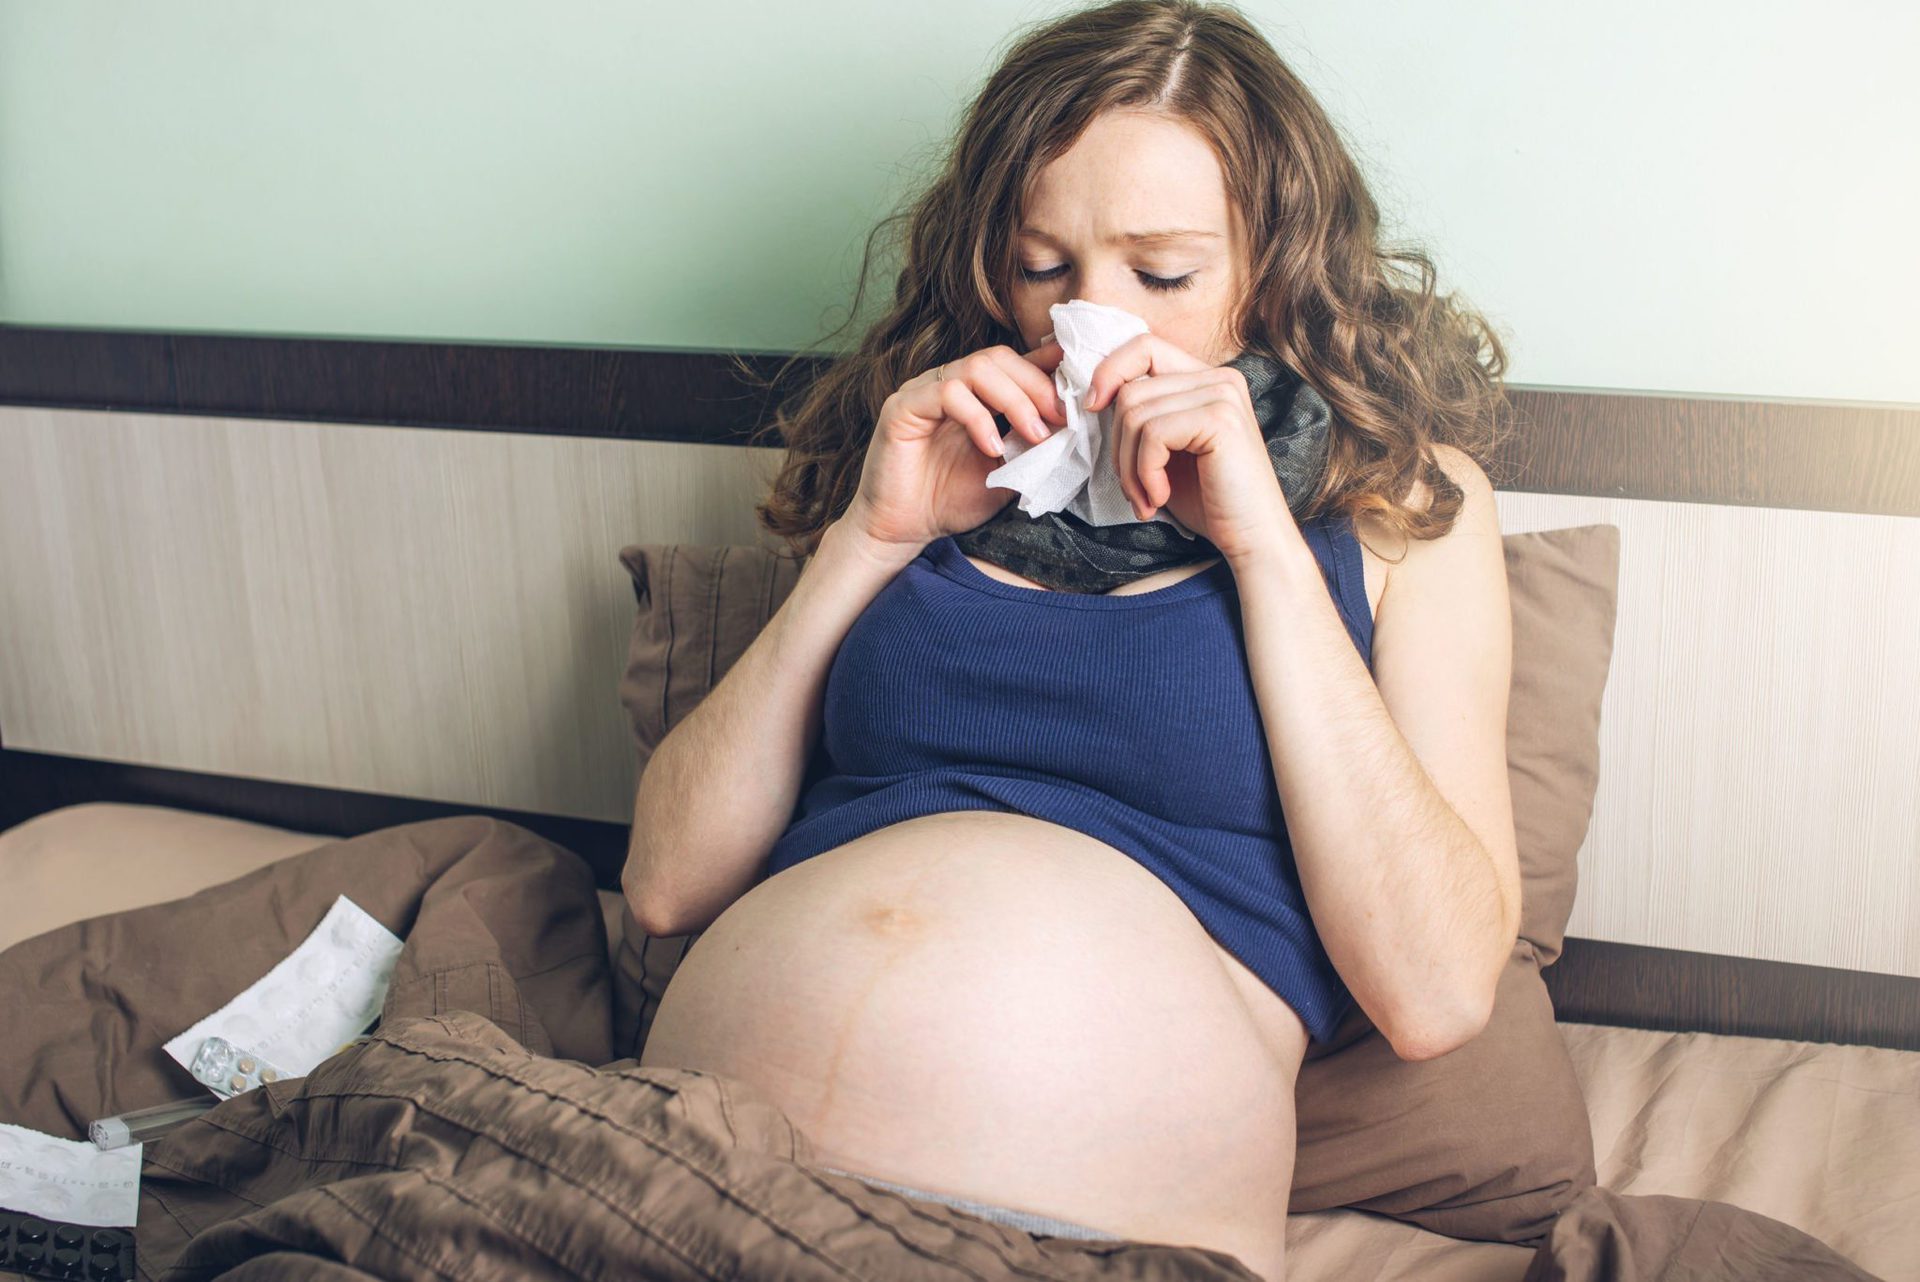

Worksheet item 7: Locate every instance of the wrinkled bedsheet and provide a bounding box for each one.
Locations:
[0,816,1887,1280]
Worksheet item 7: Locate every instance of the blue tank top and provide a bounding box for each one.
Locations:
[761,510,1376,1044]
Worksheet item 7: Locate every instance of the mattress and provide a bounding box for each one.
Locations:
[2,803,1913,1282]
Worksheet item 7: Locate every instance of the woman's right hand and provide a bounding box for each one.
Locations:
[840,339,1069,551]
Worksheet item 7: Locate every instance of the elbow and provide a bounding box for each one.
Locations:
[1388,894,1513,1062]
[622,809,688,937]
[1383,982,1495,1063]
[622,862,729,940]
[620,851,680,940]
[625,886,685,941]
[624,890,679,941]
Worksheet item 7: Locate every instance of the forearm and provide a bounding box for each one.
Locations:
[624,516,921,935]
[1231,531,1507,1057]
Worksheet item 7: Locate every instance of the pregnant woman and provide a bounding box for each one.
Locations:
[627,3,1521,1278]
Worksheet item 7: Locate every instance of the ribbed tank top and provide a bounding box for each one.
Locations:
[761,510,1376,1044]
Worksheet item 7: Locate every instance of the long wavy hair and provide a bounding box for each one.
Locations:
[740,0,1514,560]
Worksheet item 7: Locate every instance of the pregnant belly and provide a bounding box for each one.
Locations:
[636,809,1312,1244]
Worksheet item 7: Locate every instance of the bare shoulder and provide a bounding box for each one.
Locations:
[1350,444,1499,607]
[1390,442,1495,524]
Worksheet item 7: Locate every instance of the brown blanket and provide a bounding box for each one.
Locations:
[0,817,1883,1281]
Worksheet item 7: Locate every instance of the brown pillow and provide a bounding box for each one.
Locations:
[615,544,806,766]
[611,544,806,1061]
[1291,938,1596,1242]
[1503,523,1621,967]
[612,523,1621,1244]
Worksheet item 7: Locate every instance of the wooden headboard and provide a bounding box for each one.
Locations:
[1,324,1915,1051]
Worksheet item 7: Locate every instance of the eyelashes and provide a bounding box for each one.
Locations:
[1017,265,1197,292]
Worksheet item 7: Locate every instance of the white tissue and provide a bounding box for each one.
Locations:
[984,298,1198,536]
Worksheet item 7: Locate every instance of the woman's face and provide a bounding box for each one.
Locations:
[1011,108,1249,367]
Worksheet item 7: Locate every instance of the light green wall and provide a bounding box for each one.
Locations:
[0,0,984,352]
[2,0,1915,401]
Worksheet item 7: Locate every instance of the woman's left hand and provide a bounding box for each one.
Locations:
[1084,332,1301,566]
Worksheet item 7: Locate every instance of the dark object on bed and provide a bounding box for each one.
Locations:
[0,1210,133,1281]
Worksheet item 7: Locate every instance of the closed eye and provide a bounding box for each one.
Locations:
[1018,265,1197,293]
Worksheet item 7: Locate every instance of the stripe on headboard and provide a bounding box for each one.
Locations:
[1542,936,1920,1052]
[2,324,1916,515]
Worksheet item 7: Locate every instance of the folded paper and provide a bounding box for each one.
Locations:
[0,1121,141,1226]
[163,894,403,1085]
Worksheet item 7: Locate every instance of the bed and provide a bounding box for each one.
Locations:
[0,802,1912,1281]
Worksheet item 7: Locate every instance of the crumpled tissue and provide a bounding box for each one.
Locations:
[984,298,1198,536]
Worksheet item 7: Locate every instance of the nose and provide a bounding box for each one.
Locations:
[1061,291,1144,323]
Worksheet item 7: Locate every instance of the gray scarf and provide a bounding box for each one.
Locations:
[949,350,1333,592]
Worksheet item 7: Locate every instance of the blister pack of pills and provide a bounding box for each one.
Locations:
[0,1208,134,1280]
[186,1035,287,1099]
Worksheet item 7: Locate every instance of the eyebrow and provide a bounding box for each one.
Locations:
[1018,225,1224,248]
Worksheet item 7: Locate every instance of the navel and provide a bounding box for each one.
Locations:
[860,904,923,937]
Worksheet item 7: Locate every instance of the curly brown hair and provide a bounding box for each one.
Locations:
[738,0,1514,561]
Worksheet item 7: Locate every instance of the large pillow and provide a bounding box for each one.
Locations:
[1502,523,1621,967]
[1291,937,1595,1242]
[611,523,1621,1244]
[614,544,806,766]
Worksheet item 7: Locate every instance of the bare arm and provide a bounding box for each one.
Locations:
[621,515,923,937]
[622,336,1069,936]
[1232,447,1519,1062]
